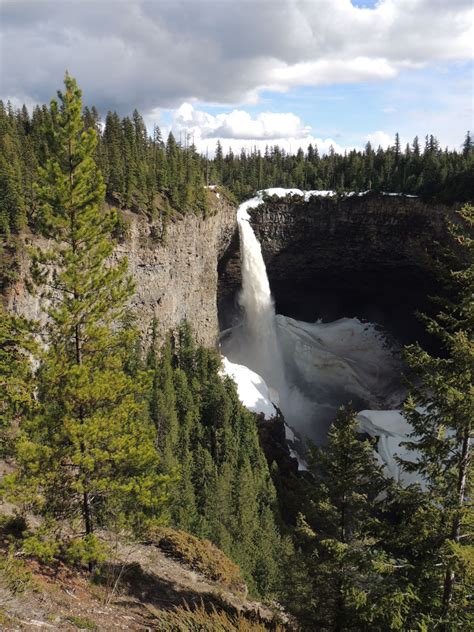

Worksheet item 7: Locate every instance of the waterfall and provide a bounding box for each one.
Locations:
[221,188,412,479]
[235,199,285,395]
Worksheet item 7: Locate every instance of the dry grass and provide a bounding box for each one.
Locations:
[155,604,286,631]
[151,527,247,592]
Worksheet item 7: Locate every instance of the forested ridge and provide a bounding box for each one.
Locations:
[1,76,472,631]
[1,93,473,242]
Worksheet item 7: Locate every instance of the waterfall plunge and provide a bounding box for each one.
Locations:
[222,190,404,447]
[236,206,286,396]
[221,189,419,480]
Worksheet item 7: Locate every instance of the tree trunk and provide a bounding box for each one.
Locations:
[440,426,471,625]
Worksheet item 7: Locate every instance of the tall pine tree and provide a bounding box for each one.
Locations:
[3,75,169,565]
[401,204,473,629]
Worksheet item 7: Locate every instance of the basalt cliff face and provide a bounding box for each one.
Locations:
[5,191,236,348]
[5,191,453,349]
[218,192,452,345]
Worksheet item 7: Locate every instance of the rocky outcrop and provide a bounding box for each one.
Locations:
[5,190,454,349]
[5,191,236,348]
[218,192,453,344]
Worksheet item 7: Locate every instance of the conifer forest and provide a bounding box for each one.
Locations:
[0,2,473,630]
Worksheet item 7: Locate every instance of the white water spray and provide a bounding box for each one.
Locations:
[221,188,422,480]
[236,198,285,394]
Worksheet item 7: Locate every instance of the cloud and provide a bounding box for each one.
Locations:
[165,103,347,156]
[172,104,311,141]
[366,130,393,148]
[1,0,472,115]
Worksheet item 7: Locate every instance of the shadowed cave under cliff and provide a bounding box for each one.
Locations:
[216,193,453,449]
[217,193,450,352]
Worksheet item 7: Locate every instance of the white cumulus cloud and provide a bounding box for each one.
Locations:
[172,104,311,141]
[164,103,347,156]
[366,130,393,148]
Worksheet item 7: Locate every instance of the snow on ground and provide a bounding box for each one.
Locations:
[237,189,335,220]
[223,315,404,446]
[382,192,418,198]
[356,409,423,487]
[220,357,277,419]
[237,188,418,221]
[220,357,311,472]
[277,315,402,406]
[273,315,404,442]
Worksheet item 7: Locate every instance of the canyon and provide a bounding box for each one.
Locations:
[4,189,453,474]
[6,189,451,356]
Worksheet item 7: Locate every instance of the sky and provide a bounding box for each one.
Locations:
[1,0,473,155]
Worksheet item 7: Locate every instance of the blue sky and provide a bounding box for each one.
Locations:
[158,59,473,154]
[1,0,473,154]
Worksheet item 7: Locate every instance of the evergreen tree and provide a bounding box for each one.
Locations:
[401,204,473,629]
[290,406,412,630]
[144,322,287,597]
[0,306,35,457]
[3,75,169,565]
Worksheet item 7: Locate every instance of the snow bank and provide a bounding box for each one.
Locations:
[223,315,403,445]
[237,188,417,221]
[237,188,336,221]
[277,315,402,407]
[220,357,277,419]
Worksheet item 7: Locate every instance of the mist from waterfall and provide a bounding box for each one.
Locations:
[222,189,405,447]
[236,209,285,395]
[221,189,421,483]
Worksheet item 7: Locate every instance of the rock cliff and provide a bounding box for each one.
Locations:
[5,191,454,350]
[218,191,452,345]
[5,191,236,348]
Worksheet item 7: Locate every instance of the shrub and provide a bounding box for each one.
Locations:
[0,546,33,594]
[150,527,246,592]
[65,615,98,630]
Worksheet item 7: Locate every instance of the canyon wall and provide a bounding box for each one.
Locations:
[5,190,454,350]
[218,192,453,344]
[5,191,236,348]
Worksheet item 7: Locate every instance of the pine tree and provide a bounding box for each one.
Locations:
[402,204,473,629]
[292,406,412,630]
[462,130,473,157]
[4,75,169,565]
[0,306,35,457]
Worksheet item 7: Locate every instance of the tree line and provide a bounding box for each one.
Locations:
[207,133,474,203]
[1,90,473,244]
[0,96,208,241]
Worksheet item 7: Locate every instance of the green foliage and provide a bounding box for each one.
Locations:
[2,88,471,250]
[0,305,36,457]
[0,89,210,248]
[21,529,61,564]
[396,204,474,628]
[65,615,98,631]
[145,322,288,598]
[0,546,33,594]
[205,133,474,203]
[288,405,415,630]
[63,534,109,568]
[2,75,169,564]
